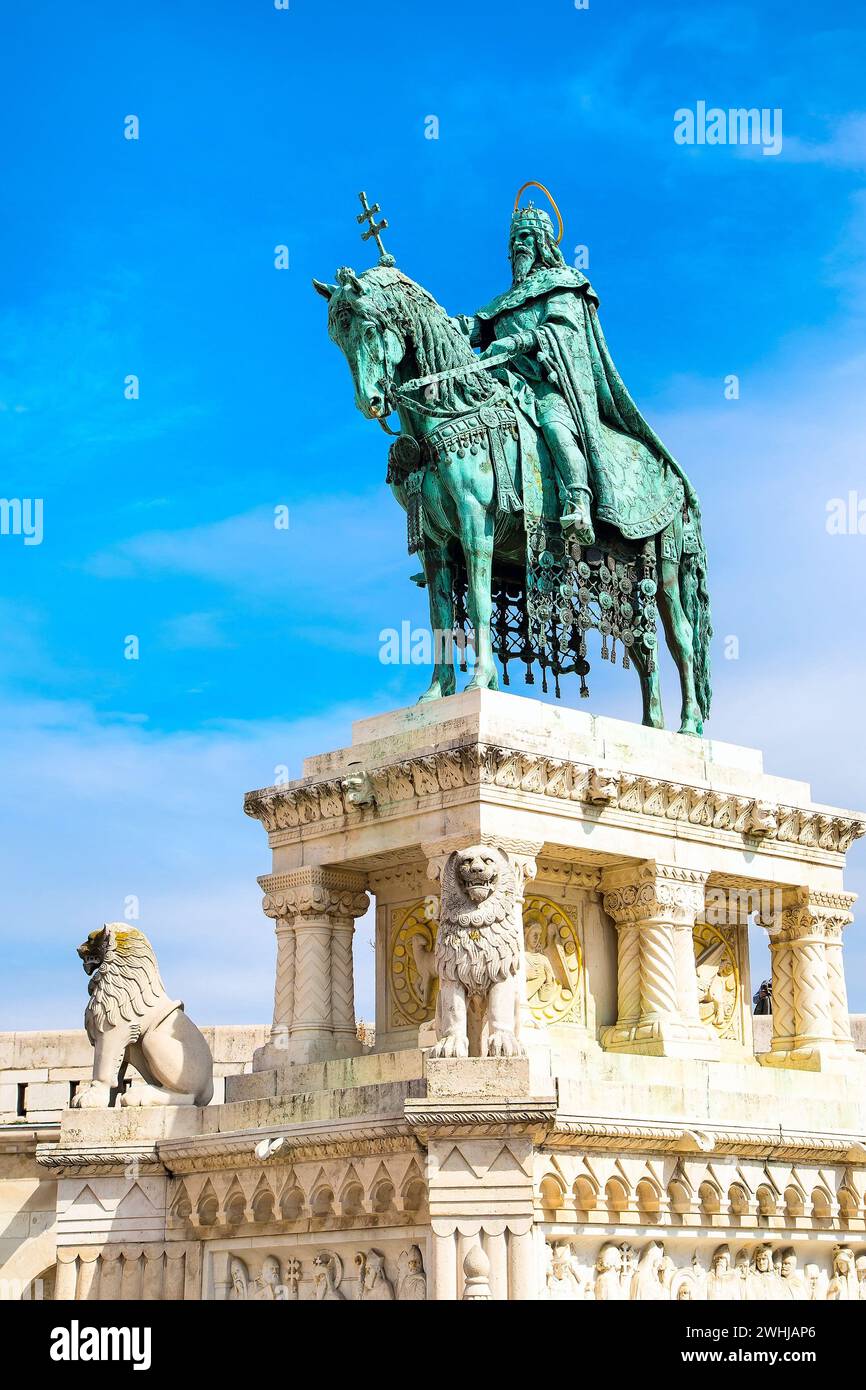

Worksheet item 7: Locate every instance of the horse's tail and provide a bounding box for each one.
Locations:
[678,510,713,723]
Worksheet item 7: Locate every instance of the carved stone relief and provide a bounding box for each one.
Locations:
[693,921,741,1041]
[389,900,438,1028]
[386,891,584,1033]
[216,1241,427,1301]
[543,1237,866,1300]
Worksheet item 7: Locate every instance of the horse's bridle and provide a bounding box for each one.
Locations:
[373,348,520,436]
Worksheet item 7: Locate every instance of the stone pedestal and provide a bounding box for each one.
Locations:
[22,691,866,1302]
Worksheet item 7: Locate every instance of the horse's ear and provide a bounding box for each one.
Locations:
[312,278,337,301]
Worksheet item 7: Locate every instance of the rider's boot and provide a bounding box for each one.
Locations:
[560,487,595,545]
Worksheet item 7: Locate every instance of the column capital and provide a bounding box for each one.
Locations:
[600,861,708,927]
[258,866,369,921]
[760,886,857,942]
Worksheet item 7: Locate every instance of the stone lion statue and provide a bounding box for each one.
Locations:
[428,845,525,1059]
[70,923,213,1108]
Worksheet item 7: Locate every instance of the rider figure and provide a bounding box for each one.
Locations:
[455,203,596,543]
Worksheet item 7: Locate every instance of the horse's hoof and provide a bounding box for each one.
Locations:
[417,677,455,703]
[678,718,703,737]
[464,670,499,693]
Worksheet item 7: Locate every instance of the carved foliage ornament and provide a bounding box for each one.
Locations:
[244,745,865,856]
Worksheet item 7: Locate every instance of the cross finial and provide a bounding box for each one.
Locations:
[356,190,395,266]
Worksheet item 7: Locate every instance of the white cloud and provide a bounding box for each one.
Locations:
[0,695,379,1029]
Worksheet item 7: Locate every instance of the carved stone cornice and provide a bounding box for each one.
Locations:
[258,867,369,922]
[405,1097,557,1141]
[158,1123,419,1173]
[546,1117,866,1163]
[600,862,709,927]
[244,743,866,857]
[36,1144,166,1175]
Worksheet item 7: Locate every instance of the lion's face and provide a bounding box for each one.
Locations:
[455,848,500,904]
[77,927,110,976]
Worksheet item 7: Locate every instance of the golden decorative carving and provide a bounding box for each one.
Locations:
[523,896,583,1026]
[389,901,438,1026]
[693,922,740,1040]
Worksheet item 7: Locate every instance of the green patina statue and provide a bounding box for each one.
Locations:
[314,186,712,735]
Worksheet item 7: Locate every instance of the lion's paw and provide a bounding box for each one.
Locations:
[486,1031,526,1059]
[428,1033,469,1059]
[70,1080,112,1109]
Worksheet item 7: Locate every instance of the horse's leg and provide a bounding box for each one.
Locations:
[657,526,703,735]
[457,499,497,692]
[629,638,665,730]
[417,542,457,702]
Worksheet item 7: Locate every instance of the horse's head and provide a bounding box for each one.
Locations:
[313,266,407,420]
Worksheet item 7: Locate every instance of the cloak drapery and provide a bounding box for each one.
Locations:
[474,266,700,541]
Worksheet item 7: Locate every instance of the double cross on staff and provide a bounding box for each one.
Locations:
[357,191,395,266]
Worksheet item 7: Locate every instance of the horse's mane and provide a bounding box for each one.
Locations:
[347,267,500,415]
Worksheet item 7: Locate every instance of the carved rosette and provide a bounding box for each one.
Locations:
[258,868,369,1062]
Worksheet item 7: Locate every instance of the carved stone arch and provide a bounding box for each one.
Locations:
[698,1178,722,1216]
[196,1178,220,1227]
[755,1183,778,1218]
[338,1164,366,1218]
[310,1173,336,1220]
[811,1184,835,1223]
[605,1175,630,1215]
[727,1182,750,1218]
[573,1173,599,1214]
[784,1183,805,1219]
[837,1169,861,1225]
[250,1173,276,1223]
[367,1161,397,1214]
[169,1180,192,1220]
[667,1168,694,1217]
[399,1158,427,1215]
[539,1171,567,1212]
[278,1171,305,1222]
[636,1175,663,1216]
[223,1176,247,1225]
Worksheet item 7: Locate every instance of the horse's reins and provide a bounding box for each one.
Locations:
[374,347,520,435]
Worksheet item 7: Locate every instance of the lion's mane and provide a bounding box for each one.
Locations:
[434,847,521,993]
[84,925,168,1041]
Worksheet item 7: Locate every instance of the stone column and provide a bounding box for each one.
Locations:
[600,862,718,1059]
[260,885,296,1053]
[759,888,857,1070]
[823,897,857,1051]
[257,867,369,1066]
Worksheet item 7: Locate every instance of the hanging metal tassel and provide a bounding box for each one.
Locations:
[601,633,609,661]
[580,676,590,698]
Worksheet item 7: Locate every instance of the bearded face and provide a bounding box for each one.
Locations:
[456,848,500,903]
[509,227,537,284]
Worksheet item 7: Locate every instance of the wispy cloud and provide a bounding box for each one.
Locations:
[782,113,866,169]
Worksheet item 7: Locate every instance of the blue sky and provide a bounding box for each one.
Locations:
[2,0,866,1027]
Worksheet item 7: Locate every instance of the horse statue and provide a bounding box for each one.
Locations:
[313,191,712,735]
